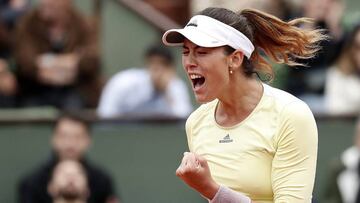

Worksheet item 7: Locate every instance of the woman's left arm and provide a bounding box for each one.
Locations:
[272,101,318,203]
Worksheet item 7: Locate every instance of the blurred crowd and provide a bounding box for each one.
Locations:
[0,0,101,109]
[19,113,120,203]
[0,0,193,119]
[0,0,359,117]
[0,0,358,202]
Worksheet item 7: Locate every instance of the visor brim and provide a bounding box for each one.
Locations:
[162,28,227,48]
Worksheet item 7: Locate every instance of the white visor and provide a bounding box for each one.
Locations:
[162,15,254,59]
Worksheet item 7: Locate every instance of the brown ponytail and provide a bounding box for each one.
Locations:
[198,7,328,80]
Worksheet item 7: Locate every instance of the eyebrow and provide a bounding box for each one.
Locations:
[182,45,201,49]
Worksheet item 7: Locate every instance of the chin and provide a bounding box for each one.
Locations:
[195,94,215,104]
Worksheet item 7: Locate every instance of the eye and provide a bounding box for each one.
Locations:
[196,48,211,55]
[182,49,189,55]
[197,51,208,55]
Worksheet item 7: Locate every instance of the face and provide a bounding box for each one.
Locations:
[48,160,88,201]
[52,118,90,160]
[147,55,174,91]
[351,30,360,71]
[39,0,72,23]
[182,39,231,103]
[303,0,329,20]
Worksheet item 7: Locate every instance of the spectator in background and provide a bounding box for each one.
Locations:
[323,118,360,203]
[324,24,360,115]
[97,44,192,119]
[14,0,102,109]
[286,0,346,103]
[191,0,294,19]
[0,0,30,32]
[0,0,30,107]
[19,114,119,203]
[47,160,90,203]
[0,0,30,31]
[0,0,30,58]
[0,57,16,106]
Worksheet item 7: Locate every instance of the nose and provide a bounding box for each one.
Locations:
[182,52,197,71]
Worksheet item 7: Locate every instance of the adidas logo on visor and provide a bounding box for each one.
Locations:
[186,19,198,27]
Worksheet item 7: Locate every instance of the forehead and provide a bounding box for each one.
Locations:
[183,39,223,51]
[183,39,204,48]
[55,118,88,135]
[57,118,84,128]
[183,39,196,47]
[146,55,168,65]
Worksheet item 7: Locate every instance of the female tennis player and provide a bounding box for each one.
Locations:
[162,7,326,203]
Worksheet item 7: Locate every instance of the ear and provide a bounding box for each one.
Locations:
[228,50,244,72]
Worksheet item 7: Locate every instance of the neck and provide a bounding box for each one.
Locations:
[216,74,263,127]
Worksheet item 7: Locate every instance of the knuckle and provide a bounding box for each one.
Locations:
[175,169,183,176]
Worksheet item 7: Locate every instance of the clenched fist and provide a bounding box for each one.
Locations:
[176,152,219,200]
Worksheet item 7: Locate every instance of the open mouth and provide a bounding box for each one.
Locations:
[189,74,205,89]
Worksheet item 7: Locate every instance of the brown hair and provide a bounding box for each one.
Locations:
[198,7,327,80]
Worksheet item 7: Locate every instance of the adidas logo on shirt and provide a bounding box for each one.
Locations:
[219,134,233,143]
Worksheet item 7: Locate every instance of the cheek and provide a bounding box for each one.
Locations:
[54,138,66,150]
[54,175,67,187]
[76,138,88,151]
[205,61,228,85]
[208,70,227,88]
[181,56,189,72]
[77,176,88,188]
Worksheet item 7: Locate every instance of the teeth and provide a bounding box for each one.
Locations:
[190,74,203,79]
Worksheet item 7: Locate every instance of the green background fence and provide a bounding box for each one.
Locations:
[0,119,357,203]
